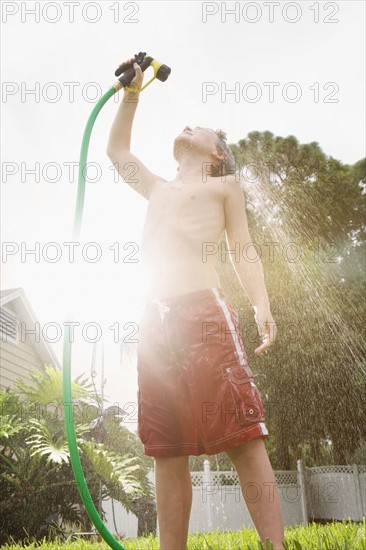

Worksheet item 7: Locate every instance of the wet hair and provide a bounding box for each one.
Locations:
[211,129,237,177]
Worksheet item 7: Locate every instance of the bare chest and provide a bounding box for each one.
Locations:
[144,180,226,238]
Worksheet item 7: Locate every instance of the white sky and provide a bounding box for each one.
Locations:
[1,1,365,432]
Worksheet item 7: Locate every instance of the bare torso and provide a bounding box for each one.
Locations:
[141,177,227,300]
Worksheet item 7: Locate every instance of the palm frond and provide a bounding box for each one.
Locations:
[81,441,145,500]
[26,419,70,464]
[0,414,24,439]
[14,365,91,405]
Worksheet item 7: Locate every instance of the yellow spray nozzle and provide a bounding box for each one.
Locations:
[115,52,171,93]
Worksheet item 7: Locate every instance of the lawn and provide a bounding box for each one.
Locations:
[1,519,365,549]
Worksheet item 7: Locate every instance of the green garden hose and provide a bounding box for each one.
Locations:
[62,82,126,550]
[73,86,117,238]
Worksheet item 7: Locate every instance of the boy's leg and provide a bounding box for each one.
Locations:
[154,455,192,550]
[226,438,286,550]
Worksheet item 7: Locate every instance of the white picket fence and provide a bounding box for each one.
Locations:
[103,460,366,538]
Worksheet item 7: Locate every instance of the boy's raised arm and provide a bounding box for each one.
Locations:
[106,59,166,200]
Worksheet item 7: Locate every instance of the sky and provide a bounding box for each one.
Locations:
[1,0,365,433]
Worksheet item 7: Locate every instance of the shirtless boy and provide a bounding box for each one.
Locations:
[107,59,285,550]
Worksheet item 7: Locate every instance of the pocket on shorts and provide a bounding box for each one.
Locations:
[225,362,266,427]
[137,389,148,444]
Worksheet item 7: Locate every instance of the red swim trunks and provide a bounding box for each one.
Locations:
[136,287,269,457]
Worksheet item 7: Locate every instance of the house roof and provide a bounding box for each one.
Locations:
[0,288,22,299]
[1,287,61,370]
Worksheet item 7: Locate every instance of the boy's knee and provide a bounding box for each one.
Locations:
[154,455,190,467]
[226,437,265,461]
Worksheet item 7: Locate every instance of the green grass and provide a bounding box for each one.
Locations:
[2,519,365,550]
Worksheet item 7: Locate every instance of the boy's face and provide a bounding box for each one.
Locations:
[173,126,220,161]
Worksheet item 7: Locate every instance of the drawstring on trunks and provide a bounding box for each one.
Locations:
[151,298,171,324]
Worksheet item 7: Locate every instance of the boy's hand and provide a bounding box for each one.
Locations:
[118,57,144,91]
[253,307,277,356]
